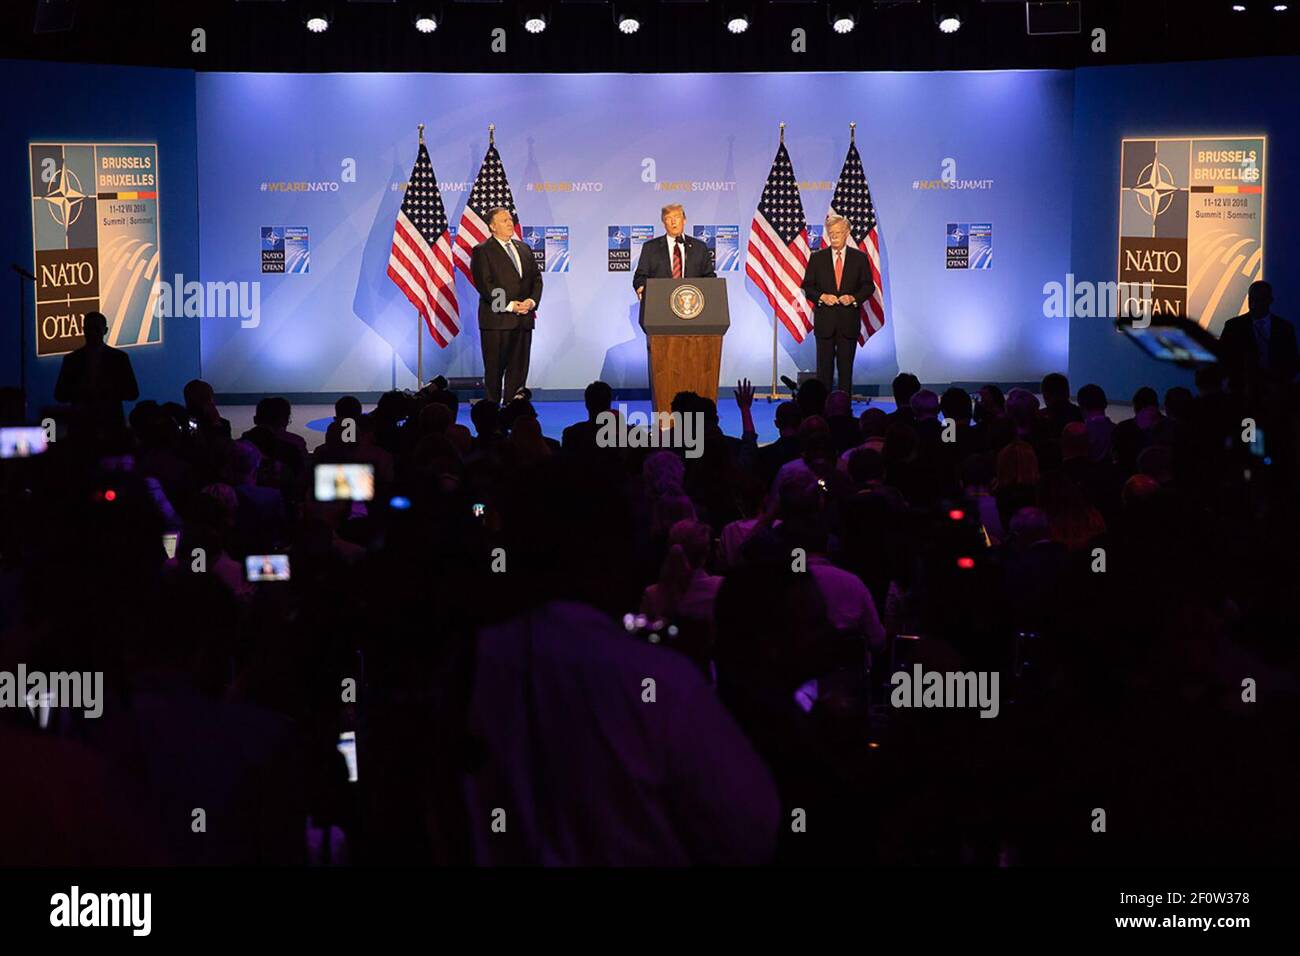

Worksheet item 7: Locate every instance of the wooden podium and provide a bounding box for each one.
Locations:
[640,277,731,417]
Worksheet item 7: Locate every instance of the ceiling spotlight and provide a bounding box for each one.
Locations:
[934,1,964,33]
[829,4,857,34]
[522,7,548,33]
[304,12,331,34]
[615,3,642,34]
[1231,2,1246,8]
[413,11,439,34]
[723,1,752,33]
[1274,3,1288,10]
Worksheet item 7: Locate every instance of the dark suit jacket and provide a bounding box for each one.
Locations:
[801,246,874,340]
[1219,312,1299,387]
[470,237,544,332]
[632,234,716,293]
[54,343,139,427]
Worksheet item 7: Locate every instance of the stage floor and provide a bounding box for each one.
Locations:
[220,396,898,451]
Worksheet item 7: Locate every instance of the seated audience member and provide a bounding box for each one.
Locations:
[958,453,1003,544]
[824,389,860,454]
[837,406,889,473]
[888,372,921,427]
[221,439,288,557]
[776,475,884,655]
[184,378,233,440]
[772,416,848,497]
[757,400,804,487]
[1040,372,1083,434]
[993,440,1039,529]
[241,397,308,495]
[469,398,505,452]
[641,519,724,626]
[462,599,781,865]
[1076,383,1114,463]
[1132,386,1163,430]
[561,380,617,461]
[794,377,829,420]
[975,383,1006,426]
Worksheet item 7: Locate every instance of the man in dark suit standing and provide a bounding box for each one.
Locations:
[54,310,139,440]
[801,215,875,395]
[471,206,544,405]
[1218,280,1298,393]
[633,203,715,301]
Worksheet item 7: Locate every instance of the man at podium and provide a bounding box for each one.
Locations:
[633,203,716,300]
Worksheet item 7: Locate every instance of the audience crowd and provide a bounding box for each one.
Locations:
[2,349,1299,865]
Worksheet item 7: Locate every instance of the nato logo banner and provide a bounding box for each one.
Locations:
[285,227,310,274]
[806,224,824,251]
[693,225,740,272]
[543,226,570,273]
[29,143,161,356]
[946,223,992,270]
[262,226,309,274]
[261,227,285,273]
[1119,136,1265,334]
[609,225,654,272]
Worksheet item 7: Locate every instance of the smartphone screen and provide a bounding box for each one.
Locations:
[314,463,375,502]
[337,731,358,782]
[0,427,48,459]
[245,554,291,582]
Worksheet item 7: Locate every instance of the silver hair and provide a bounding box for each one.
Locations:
[825,214,850,231]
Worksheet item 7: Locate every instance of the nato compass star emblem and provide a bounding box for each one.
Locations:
[524,231,542,249]
[696,228,712,243]
[262,228,282,248]
[610,229,627,245]
[43,166,87,229]
[948,225,966,243]
[1135,159,1178,220]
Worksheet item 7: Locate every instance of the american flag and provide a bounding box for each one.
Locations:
[387,141,460,347]
[452,142,520,283]
[829,140,886,344]
[746,142,814,343]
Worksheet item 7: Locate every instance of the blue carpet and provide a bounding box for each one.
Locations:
[307,396,895,445]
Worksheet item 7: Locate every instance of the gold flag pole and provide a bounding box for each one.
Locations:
[416,123,425,390]
[767,122,790,402]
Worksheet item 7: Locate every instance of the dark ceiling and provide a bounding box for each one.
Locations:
[1,0,1298,73]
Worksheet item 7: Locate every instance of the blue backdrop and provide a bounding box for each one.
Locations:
[6,57,1298,408]
[1069,56,1300,401]
[195,70,1074,396]
[0,59,200,408]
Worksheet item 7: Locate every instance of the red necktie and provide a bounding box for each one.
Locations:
[834,249,844,289]
[672,240,683,278]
